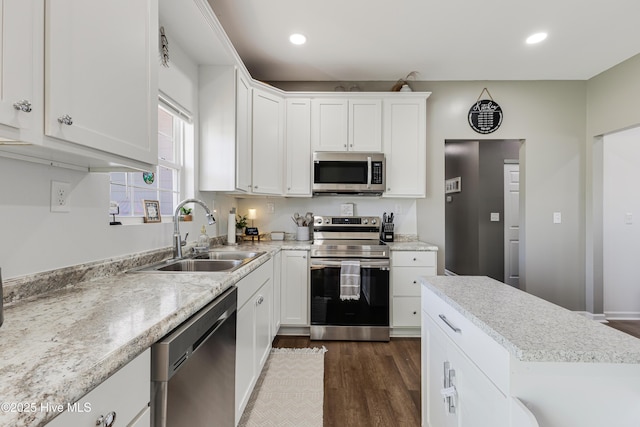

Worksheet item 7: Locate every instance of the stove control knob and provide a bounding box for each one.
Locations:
[325,218,330,224]
[315,218,322,225]
[371,218,377,225]
[362,218,369,224]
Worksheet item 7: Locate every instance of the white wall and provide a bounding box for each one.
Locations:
[602,126,640,318]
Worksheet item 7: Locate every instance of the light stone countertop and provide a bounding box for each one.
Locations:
[420,275,640,364]
[0,243,290,427]
[385,240,438,251]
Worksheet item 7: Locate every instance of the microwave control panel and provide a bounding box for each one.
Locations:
[372,162,383,184]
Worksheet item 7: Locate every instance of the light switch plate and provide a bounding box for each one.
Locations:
[490,212,500,222]
[553,212,562,224]
[625,212,633,225]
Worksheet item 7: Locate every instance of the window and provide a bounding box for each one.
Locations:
[110,99,192,219]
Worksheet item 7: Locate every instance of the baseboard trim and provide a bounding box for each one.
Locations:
[575,311,608,323]
[604,311,640,321]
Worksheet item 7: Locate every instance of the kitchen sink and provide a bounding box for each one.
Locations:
[129,250,265,274]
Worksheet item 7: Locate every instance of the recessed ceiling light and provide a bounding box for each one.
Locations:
[289,33,307,45]
[526,32,547,44]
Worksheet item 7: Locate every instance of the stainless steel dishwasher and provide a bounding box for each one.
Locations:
[151,286,237,427]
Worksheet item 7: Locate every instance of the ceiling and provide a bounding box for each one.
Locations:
[208,0,640,82]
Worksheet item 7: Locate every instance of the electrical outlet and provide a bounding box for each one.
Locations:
[553,212,562,224]
[51,181,71,212]
[266,202,275,214]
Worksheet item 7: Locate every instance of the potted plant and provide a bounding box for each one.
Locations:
[180,207,193,222]
[235,214,247,235]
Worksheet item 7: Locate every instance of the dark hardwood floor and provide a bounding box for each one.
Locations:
[606,320,640,339]
[272,336,421,427]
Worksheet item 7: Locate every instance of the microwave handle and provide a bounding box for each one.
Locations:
[367,156,372,189]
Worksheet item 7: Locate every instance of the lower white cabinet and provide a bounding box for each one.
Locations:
[46,349,150,427]
[235,259,273,425]
[391,250,436,334]
[272,250,282,337]
[280,250,309,327]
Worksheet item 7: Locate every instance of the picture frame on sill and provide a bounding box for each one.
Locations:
[142,199,161,223]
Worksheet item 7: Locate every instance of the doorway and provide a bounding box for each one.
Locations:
[444,139,521,283]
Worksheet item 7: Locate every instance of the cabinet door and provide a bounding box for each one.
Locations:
[285,98,311,196]
[280,250,309,326]
[349,99,382,152]
[45,0,157,166]
[252,88,284,194]
[235,300,256,424]
[0,0,42,140]
[383,98,427,197]
[272,250,282,337]
[311,98,348,151]
[236,72,253,192]
[255,278,273,370]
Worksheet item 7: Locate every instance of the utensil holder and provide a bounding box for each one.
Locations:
[381,223,394,242]
[296,226,310,241]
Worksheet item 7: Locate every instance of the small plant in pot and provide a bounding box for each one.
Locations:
[235,214,248,235]
[180,207,192,222]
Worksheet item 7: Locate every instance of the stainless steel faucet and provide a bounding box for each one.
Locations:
[173,198,215,258]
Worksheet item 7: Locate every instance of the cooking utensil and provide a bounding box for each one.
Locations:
[383,212,387,223]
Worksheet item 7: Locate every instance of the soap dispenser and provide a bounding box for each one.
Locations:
[196,225,210,252]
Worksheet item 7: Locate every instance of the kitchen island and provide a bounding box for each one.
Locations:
[420,275,640,426]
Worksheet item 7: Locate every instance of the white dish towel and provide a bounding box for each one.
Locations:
[340,260,361,301]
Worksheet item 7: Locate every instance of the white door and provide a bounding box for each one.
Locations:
[504,163,520,287]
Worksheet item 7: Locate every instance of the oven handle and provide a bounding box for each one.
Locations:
[310,258,390,269]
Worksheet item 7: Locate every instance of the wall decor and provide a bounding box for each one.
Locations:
[445,177,462,194]
[468,88,503,134]
[142,172,155,184]
[142,199,161,223]
[159,27,169,67]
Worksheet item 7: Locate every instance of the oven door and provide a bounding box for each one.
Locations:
[310,258,389,327]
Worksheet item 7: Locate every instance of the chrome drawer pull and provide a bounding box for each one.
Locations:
[438,314,462,333]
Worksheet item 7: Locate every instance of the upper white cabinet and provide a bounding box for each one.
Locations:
[0,0,42,143]
[285,98,312,196]
[236,72,253,192]
[311,97,382,152]
[251,87,284,195]
[383,96,427,197]
[199,66,253,192]
[0,0,158,171]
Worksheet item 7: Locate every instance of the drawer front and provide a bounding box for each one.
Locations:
[237,259,273,309]
[393,267,436,296]
[47,349,150,426]
[393,296,421,327]
[392,251,436,267]
[421,286,510,393]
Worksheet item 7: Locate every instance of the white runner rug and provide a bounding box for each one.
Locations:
[238,347,327,427]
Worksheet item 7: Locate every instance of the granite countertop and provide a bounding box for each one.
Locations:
[386,240,438,251]
[0,242,292,427]
[420,275,640,364]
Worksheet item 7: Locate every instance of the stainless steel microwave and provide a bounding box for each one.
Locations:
[312,152,385,195]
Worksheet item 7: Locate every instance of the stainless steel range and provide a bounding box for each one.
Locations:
[310,215,390,342]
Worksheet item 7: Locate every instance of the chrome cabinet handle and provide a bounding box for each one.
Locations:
[257,296,264,305]
[13,100,32,113]
[96,411,116,427]
[58,115,73,125]
[438,314,462,333]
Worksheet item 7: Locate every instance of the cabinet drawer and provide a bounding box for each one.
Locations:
[237,259,273,309]
[421,286,510,393]
[393,297,421,327]
[393,267,436,296]
[47,349,150,426]
[392,251,436,267]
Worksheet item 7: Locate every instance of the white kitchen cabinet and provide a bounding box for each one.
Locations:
[45,0,158,166]
[383,96,427,197]
[251,87,284,195]
[236,72,253,192]
[272,250,282,337]
[235,259,273,425]
[199,66,253,192]
[285,98,312,196]
[311,97,382,152]
[46,349,150,427]
[280,250,309,326]
[391,250,436,334]
[0,0,42,143]
[422,312,508,427]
